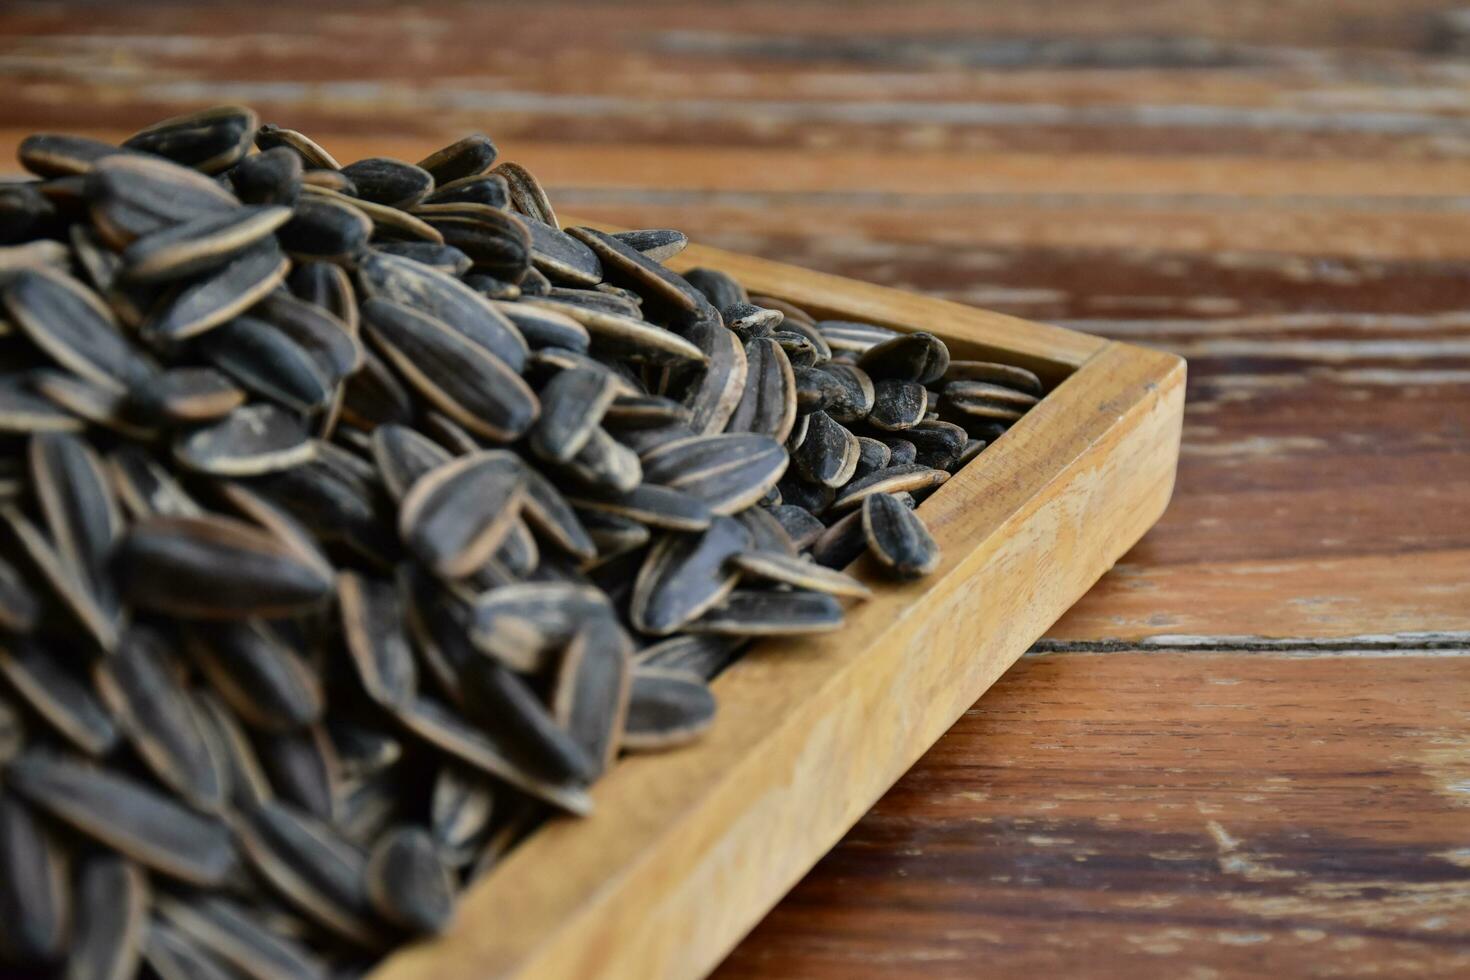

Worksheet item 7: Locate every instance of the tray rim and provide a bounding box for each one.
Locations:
[371,236,1186,980]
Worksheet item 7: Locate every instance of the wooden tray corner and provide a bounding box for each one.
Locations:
[374,240,1186,980]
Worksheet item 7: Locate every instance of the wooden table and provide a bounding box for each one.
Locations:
[3,2,1468,975]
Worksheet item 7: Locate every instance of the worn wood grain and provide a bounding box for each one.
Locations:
[1,0,1466,975]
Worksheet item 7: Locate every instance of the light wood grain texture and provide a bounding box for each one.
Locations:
[371,254,1184,980]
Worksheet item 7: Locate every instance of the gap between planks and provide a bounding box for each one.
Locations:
[1030,632,1470,656]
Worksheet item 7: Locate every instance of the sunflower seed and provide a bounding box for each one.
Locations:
[122,204,292,282]
[0,640,117,755]
[0,792,69,964]
[65,855,146,980]
[174,403,314,475]
[529,366,618,464]
[422,171,508,210]
[494,161,558,228]
[731,550,871,598]
[255,124,340,170]
[856,330,949,384]
[4,267,159,393]
[609,228,687,262]
[340,157,434,209]
[10,749,238,885]
[186,620,324,731]
[256,725,340,824]
[622,669,716,751]
[96,627,227,811]
[276,194,372,263]
[124,105,258,174]
[195,692,274,809]
[142,919,237,980]
[2,504,121,651]
[818,319,898,354]
[365,826,456,935]
[791,411,859,489]
[362,298,538,442]
[155,893,328,980]
[868,378,929,431]
[418,134,498,184]
[358,250,528,365]
[689,589,845,635]
[30,431,121,593]
[551,618,632,776]
[398,451,526,578]
[944,359,1044,395]
[630,515,749,635]
[145,240,290,340]
[683,267,747,310]
[830,463,949,512]
[863,492,940,578]
[18,133,128,178]
[338,572,418,709]
[230,146,303,206]
[642,433,788,514]
[681,316,748,434]
[116,513,333,618]
[236,798,378,947]
[566,226,708,321]
[85,155,239,246]
[391,696,591,815]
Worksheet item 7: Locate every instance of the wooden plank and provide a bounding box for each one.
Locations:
[715,646,1470,979]
[372,311,1184,980]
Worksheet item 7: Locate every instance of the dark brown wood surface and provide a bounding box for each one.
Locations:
[2,2,1467,975]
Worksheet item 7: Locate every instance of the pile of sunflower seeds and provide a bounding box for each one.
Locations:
[0,105,1043,977]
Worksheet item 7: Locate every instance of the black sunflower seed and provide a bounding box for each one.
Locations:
[18,133,128,178]
[856,330,950,384]
[186,619,324,732]
[622,669,716,751]
[863,492,940,578]
[681,316,748,435]
[9,749,238,885]
[84,155,239,246]
[173,403,314,476]
[362,297,538,443]
[494,161,558,228]
[630,515,749,635]
[66,855,147,980]
[689,589,845,635]
[791,411,859,489]
[529,366,619,464]
[357,250,529,369]
[121,204,292,282]
[641,433,788,514]
[229,145,303,206]
[276,194,373,264]
[945,358,1045,395]
[116,513,333,619]
[731,550,871,598]
[123,105,258,174]
[365,826,456,936]
[523,215,602,287]
[155,893,328,980]
[869,378,929,431]
[236,798,378,947]
[417,134,499,184]
[0,792,69,963]
[398,450,526,578]
[3,267,160,393]
[255,123,340,170]
[338,572,418,709]
[609,228,687,262]
[0,640,118,756]
[95,627,227,811]
[145,239,290,341]
[340,157,435,209]
[552,618,632,777]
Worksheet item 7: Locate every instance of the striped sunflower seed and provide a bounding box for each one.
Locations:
[8,749,238,886]
[863,491,941,578]
[622,669,716,751]
[365,826,456,935]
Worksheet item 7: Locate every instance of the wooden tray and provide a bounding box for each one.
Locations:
[373,239,1187,980]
